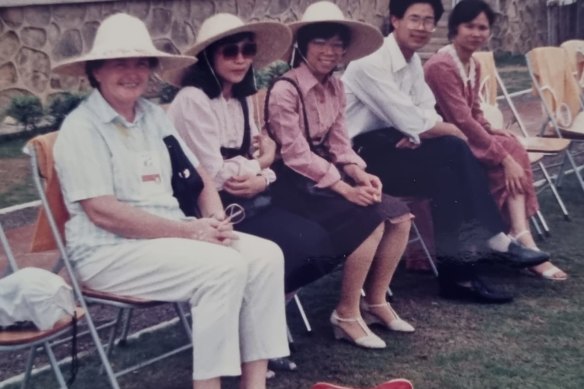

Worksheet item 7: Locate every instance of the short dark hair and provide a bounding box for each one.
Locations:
[179,32,257,99]
[388,0,445,32]
[292,22,351,68]
[85,57,159,88]
[448,0,496,40]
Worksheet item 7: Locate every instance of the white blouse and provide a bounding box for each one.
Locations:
[167,86,275,190]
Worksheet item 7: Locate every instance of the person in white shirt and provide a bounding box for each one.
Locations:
[342,0,548,304]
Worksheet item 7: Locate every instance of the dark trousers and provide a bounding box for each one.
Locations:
[235,206,337,293]
[354,129,505,270]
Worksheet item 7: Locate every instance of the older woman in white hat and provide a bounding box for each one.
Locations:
[52,13,289,388]
[266,1,415,350]
[165,14,341,315]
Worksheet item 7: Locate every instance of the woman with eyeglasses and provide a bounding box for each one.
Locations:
[424,0,567,281]
[265,1,415,350]
[166,14,338,312]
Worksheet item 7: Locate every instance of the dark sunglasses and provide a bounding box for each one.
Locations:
[220,42,258,59]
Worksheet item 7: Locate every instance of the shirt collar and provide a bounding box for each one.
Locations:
[294,62,335,95]
[86,89,147,127]
[385,33,408,73]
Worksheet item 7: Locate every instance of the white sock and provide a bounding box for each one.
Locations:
[487,233,512,252]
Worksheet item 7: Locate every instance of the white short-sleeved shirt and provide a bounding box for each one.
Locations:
[54,90,200,262]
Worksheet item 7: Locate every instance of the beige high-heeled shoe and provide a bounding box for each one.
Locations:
[329,310,386,349]
[360,300,415,333]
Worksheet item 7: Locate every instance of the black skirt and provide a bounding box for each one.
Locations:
[271,166,410,258]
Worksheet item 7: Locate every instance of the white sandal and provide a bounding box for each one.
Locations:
[524,264,568,281]
[360,300,415,333]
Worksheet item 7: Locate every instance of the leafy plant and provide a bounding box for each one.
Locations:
[47,93,85,129]
[255,61,291,89]
[5,95,44,132]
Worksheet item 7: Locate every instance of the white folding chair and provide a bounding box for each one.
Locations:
[0,221,84,389]
[28,132,192,389]
[525,47,584,197]
[474,51,574,234]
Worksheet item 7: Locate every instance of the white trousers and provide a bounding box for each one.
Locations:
[74,232,289,380]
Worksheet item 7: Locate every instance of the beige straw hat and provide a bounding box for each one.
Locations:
[52,13,196,77]
[163,13,291,86]
[287,1,383,62]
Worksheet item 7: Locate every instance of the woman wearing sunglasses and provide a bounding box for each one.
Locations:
[265,1,415,350]
[165,15,338,307]
[424,0,566,281]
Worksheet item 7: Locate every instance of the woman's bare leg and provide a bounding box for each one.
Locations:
[364,219,411,304]
[240,360,268,389]
[194,378,220,389]
[333,223,384,339]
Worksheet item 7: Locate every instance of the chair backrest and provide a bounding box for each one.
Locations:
[526,46,583,128]
[0,222,18,276]
[473,51,499,106]
[560,39,584,87]
[472,51,530,137]
[27,132,69,252]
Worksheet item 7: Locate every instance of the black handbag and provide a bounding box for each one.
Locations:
[163,135,205,217]
[264,77,337,197]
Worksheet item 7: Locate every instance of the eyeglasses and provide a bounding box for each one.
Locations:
[310,38,346,54]
[405,16,436,32]
[219,42,257,60]
[222,203,246,224]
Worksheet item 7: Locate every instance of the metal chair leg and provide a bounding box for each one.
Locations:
[117,308,133,346]
[173,303,192,338]
[293,294,312,333]
[539,161,570,220]
[44,343,68,389]
[536,210,551,237]
[412,222,439,277]
[21,346,37,389]
[530,216,544,241]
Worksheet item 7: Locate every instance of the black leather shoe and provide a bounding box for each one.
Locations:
[439,277,514,304]
[491,242,550,268]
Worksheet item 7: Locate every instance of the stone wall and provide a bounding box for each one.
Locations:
[0,0,552,108]
[0,0,391,108]
[490,0,549,54]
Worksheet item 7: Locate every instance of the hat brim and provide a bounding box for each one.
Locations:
[163,21,292,86]
[285,20,383,63]
[52,49,197,77]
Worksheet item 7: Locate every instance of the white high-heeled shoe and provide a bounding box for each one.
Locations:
[329,310,386,349]
[360,300,415,333]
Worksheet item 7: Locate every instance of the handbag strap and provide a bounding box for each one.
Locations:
[263,76,328,153]
[220,97,253,159]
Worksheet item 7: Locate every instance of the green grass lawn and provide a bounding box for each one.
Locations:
[0,136,37,209]
[4,173,583,389]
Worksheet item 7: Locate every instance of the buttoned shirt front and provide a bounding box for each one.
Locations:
[54,90,198,262]
[342,33,442,143]
[267,62,366,188]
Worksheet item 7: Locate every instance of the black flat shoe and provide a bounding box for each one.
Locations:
[439,277,514,304]
[490,241,550,268]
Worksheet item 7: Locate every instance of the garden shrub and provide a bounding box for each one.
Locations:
[6,95,44,132]
[48,93,85,129]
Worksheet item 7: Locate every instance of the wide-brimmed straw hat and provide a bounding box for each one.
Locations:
[286,1,384,62]
[52,13,196,77]
[162,13,291,86]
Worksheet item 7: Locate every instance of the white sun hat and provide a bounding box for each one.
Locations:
[162,13,292,86]
[52,13,196,77]
[287,1,384,62]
